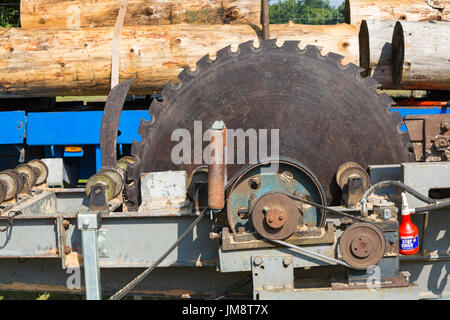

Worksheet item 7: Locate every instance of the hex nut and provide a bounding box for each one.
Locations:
[253,256,263,266]
[283,256,292,267]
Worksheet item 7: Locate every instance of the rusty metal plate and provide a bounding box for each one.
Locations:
[339,222,386,270]
[126,40,412,210]
[404,114,450,161]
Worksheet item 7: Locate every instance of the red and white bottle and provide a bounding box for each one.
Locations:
[399,193,419,255]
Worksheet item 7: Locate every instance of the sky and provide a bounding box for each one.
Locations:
[269,0,345,8]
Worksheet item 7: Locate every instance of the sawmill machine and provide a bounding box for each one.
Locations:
[0,39,448,300]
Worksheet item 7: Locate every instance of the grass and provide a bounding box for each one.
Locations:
[0,291,83,300]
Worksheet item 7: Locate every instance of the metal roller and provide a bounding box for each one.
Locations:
[15,164,37,188]
[336,162,370,191]
[98,168,124,197]
[85,173,117,201]
[0,170,20,200]
[117,156,136,172]
[0,180,7,203]
[27,159,48,185]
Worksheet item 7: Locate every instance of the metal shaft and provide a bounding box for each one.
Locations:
[261,0,270,40]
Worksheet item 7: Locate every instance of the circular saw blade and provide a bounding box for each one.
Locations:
[126,39,412,209]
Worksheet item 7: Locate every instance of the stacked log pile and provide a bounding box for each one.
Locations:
[20,0,262,28]
[1,1,360,97]
[345,0,450,24]
[0,0,447,97]
[347,0,450,90]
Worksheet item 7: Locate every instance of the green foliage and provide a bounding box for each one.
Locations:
[270,0,344,25]
[0,0,20,28]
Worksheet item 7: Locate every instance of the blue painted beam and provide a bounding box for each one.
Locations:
[27,110,150,145]
[0,111,26,144]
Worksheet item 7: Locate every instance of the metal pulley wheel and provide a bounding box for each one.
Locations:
[226,157,326,237]
[0,170,21,200]
[98,168,124,197]
[86,173,117,201]
[15,164,37,188]
[339,222,386,270]
[27,160,48,185]
[336,162,370,191]
[251,192,300,240]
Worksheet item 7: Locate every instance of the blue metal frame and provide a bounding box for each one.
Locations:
[0,110,150,177]
[27,110,150,145]
[390,106,449,132]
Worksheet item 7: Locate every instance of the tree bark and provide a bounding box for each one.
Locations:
[391,21,450,90]
[345,0,450,25]
[20,0,261,28]
[0,23,359,97]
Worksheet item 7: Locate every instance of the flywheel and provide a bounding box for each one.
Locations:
[125,39,412,210]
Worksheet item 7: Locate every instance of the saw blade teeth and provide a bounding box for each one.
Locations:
[149,98,163,111]
[238,40,256,54]
[379,92,395,107]
[161,81,181,101]
[216,45,232,61]
[261,39,278,50]
[344,63,364,77]
[325,52,344,65]
[303,45,321,57]
[364,76,382,90]
[281,40,300,51]
[177,67,197,83]
[196,54,213,71]
[138,118,154,137]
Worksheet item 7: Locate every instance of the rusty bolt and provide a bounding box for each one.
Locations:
[283,256,292,267]
[209,232,221,240]
[253,256,263,266]
[268,217,273,223]
[249,177,261,189]
[62,219,70,229]
[64,246,71,255]
[279,215,284,221]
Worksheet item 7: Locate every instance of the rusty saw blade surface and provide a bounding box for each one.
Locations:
[125,40,412,209]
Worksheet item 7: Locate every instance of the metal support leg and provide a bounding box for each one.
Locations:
[77,211,102,300]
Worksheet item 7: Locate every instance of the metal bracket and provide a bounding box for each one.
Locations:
[221,222,335,251]
[89,184,108,212]
[346,176,364,207]
[251,255,294,299]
